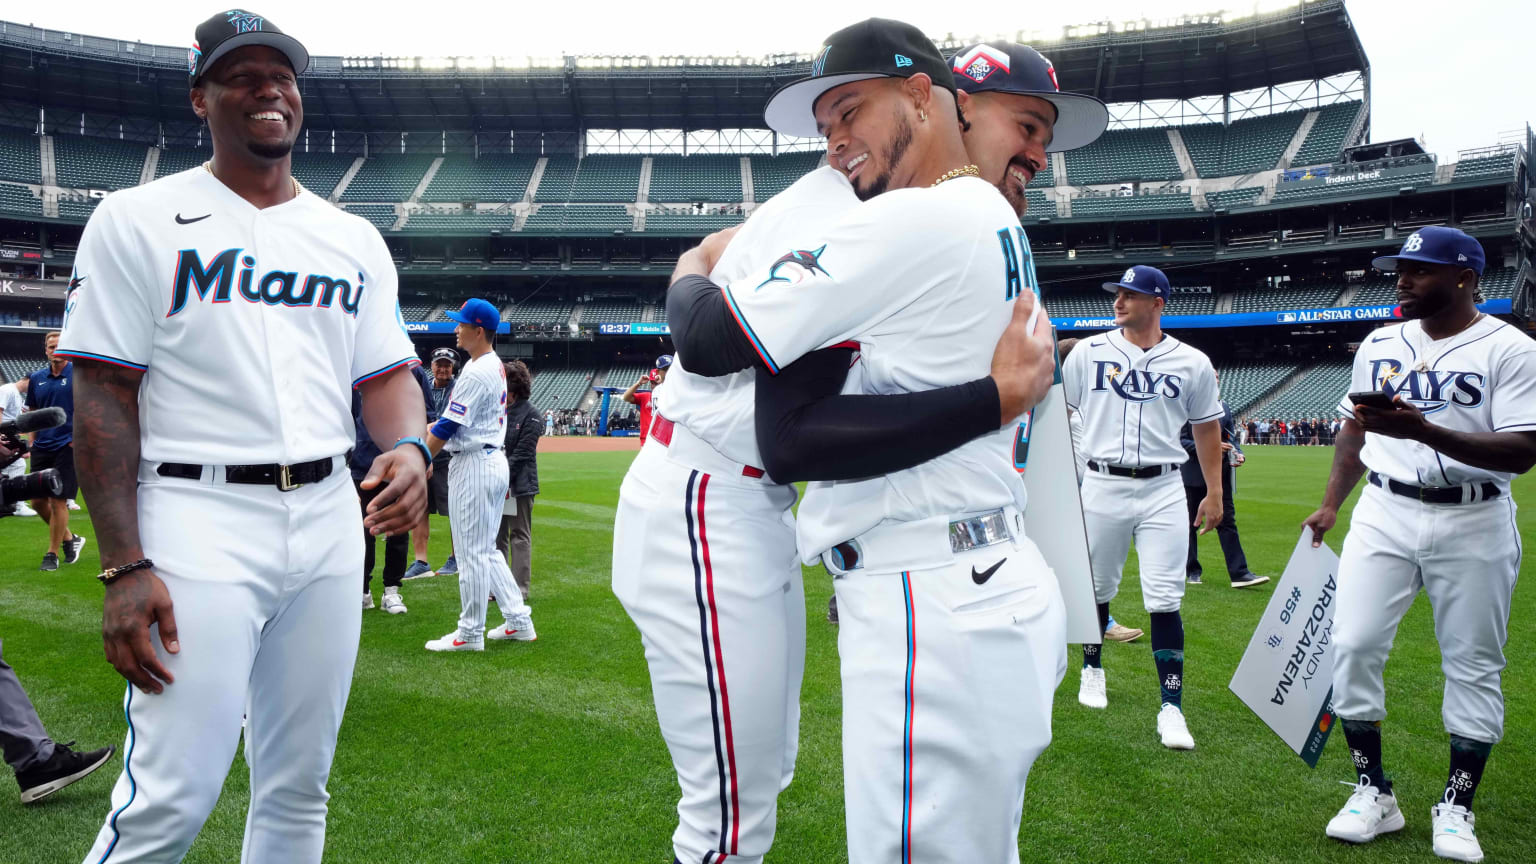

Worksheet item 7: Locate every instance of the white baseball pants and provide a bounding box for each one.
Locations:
[83,464,361,864]
[1080,471,1189,612]
[448,447,530,642]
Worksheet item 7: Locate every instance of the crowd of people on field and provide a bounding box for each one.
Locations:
[1238,416,1342,446]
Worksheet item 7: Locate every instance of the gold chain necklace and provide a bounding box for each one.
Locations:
[203,161,301,199]
[931,164,981,187]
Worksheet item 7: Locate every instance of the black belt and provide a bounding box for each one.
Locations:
[1368,471,1500,505]
[157,453,344,492]
[1087,461,1177,479]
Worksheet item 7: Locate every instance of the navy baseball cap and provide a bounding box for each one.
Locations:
[949,42,1108,153]
[1103,265,1171,301]
[765,19,955,139]
[1371,226,1486,275]
[445,298,501,332]
[189,10,309,87]
[430,347,458,365]
[655,354,674,369]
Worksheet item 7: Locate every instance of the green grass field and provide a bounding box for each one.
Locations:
[1,446,1532,863]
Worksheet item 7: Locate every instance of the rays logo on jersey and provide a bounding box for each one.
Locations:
[1091,361,1183,402]
[1368,359,1485,414]
[168,248,364,318]
[755,245,829,291]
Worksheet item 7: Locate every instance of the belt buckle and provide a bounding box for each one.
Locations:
[277,464,302,492]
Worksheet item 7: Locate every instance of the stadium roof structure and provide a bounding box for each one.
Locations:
[0,0,1366,137]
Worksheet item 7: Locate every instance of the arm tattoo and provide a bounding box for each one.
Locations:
[74,362,146,568]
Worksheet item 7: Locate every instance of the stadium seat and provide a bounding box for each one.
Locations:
[1205,186,1265,210]
[291,152,356,198]
[568,155,642,203]
[580,298,646,323]
[747,152,823,201]
[533,156,578,203]
[403,208,518,232]
[0,131,42,184]
[398,300,438,321]
[1257,359,1351,418]
[528,366,594,411]
[1064,128,1181,185]
[1451,152,1518,184]
[499,299,575,324]
[422,154,540,202]
[1180,111,1304,178]
[56,197,101,220]
[648,155,743,203]
[1070,193,1195,218]
[155,147,210,179]
[1164,289,1216,316]
[341,205,397,232]
[53,136,147,190]
[1215,360,1303,414]
[524,205,633,233]
[0,184,43,217]
[340,154,435,202]
[644,208,745,233]
[1290,101,1362,167]
[1023,190,1056,221]
[1229,282,1345,313]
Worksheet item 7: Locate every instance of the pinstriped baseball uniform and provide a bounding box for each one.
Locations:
[444,352,530,642]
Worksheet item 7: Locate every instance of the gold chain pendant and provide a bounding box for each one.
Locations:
[931,164,981,187]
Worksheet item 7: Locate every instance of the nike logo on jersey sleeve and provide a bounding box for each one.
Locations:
[175,213,211,224]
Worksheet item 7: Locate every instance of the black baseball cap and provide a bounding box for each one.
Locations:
[949,42,1109,153]
[189,9,309,86]
[430,347,458,366]
[764,18,954,139]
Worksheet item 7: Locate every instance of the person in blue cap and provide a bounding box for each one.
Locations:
[1304,226,1536,862]
[1060,263,1227,750]
[424,298,535,651]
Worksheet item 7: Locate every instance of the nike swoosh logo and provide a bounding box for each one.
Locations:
[1090,340,1105,347]
[972,558,1007,585]
[1371,335,1392,343]
[452,640,467,647]
[175,213,210,224]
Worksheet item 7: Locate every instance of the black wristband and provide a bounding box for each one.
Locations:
[98,558,154,586]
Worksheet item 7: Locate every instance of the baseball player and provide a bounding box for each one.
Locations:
[56,11,428,862]
[1061,264,1225,750]
[1303,227,1536,863]
[404,346,460,581]
[620,353,671,440]
[665,20,1069,862]
[424,298,534,651]
[0,377,34,517]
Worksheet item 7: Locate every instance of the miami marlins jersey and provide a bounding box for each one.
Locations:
[1341,316,1536,489]
[717,175,1032,561]
[1062,329,1221,467]
[54,168,416,465]
[656,165,857,469]
[441,352,508,453]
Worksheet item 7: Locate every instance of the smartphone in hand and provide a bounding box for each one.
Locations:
[1348,390,1399,411]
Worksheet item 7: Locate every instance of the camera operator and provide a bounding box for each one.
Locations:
[0,378,33,517]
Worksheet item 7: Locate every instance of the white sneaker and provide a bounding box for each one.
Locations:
[424,631,483,652]
[1431,791,1484,862]
[66,499,80,511]
[1326,775,1405,843]
[1157,703,1195,750]
[13,503,36,517]
[381,589,407,615]
[362,592,374,610]
[486,617,537,641]
[1078,666,1107,709]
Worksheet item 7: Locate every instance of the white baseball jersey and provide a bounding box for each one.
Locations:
[0,382,23,422]
[54,168,416,464]
[1062,330,1221,467]
[656,165,856,468]
[440,352,508,453]
[716,175,1030,561]
[1340,316,1536,489]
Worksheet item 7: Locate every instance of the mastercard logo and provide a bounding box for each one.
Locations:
[1391,305,1404,319]
[1319,714,1333,732]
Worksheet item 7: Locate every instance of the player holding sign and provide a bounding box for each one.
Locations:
[1304,227,1536,862]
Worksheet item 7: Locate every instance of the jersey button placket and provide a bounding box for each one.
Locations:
[252,215,299,465]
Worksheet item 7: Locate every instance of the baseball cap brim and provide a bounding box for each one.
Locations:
[443,310,476,325]
[1035,93,1109,153]
[764,72,899,138]
[1370,252,1460,272]
[196,31,309,84]
[1102,281,1160,295]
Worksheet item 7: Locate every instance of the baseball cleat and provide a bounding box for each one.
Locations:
[1431,791,1483,862]
[66,499,80,511]
[1186,572,1203,585]
[401,560,435,581]
[1231,573,1270,589]
[1104,623,1143,643]
[487,618,536,641]
[1326,776,1405,843]
[17,742,115,804]
[435,555,459,577]
[1157,703,1195,750]
[362,592,374,610]
[38,552,58,572]
[63,534,87,565]
[381,588,407,615]
[425,632,483,652]
[1078,666,1107,709]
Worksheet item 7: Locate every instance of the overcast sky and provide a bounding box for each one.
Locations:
[14,0,1530,158]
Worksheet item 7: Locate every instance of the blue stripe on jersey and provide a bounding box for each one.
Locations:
[720,285,780,374]
[95,683,138,862]
[52,350,148,372]
[352,356,420,388]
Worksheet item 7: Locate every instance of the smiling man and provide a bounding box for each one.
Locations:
[1304,227,1536,863]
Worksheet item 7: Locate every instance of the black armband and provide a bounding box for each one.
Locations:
[665,275,763,377]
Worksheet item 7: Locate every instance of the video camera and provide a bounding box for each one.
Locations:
[0,407,66,508]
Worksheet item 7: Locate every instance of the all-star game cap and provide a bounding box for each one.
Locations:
[948,42,1109,153]
[189,9,310,87]
[764,18,955,139]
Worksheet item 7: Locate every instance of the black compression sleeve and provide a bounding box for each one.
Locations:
[665,274,762,377]
[754,348,1003,483]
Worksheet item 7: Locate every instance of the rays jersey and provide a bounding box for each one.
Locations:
[442,352,508,453]
[54,168,416,465]
[657,165,857,468]
[717,175,1031,561]
[1062,330,1221,467]
[1341,316,1536,490]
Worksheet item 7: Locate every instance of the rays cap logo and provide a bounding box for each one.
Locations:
[947,41,1109,152]
[764,18,954,139]
[189,8,310,86]
[1370,225,1486,276]
[1102,264,1171,302]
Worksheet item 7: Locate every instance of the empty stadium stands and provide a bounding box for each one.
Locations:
[649,155,742,203]
[0,352,40,383]
[1023,190,1056,221]
[1290,101,1362,167]
[398,299,439,321]
[341,205,397,232]
[1480,268,1521,300]
[568,155,641,203]
[56,197,100,220]
[1165,290,1217,316]
[1256,359,1351,418]
[1070,192,1195,218]
[525,205,632,233]
[533,156,578,203]
[581,298,647,322]
[1064,128,1181,185]
[0,132,40,184]
[404,208,518,232]
[1452,151,1519,183]
[1229,282,1343,313]
[1216,360,1303,414]
[422,154,540,203]
[1205,186,1265,210]
[644,208,744,233]
[340,154,434,203]
[1182,110,1304,178]
[53,135,145,190]
[501,299,573,324]
[0,184,42,217]
[528,366,592,411]
[748,152,823,201]
[291,152,356,198]
[1273,161,1434,203]
[155,146,209,178]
